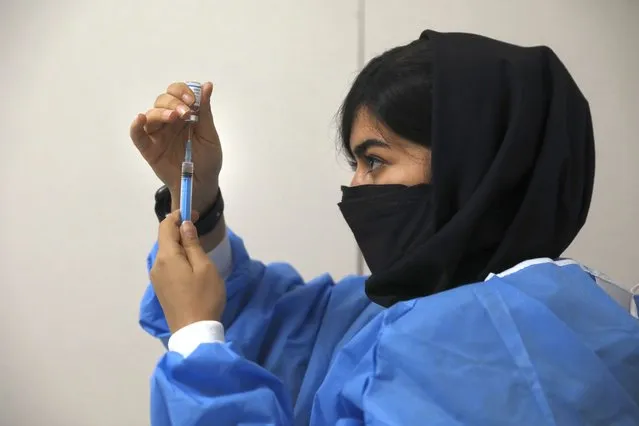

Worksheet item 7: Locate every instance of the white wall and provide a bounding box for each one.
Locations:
[0,1,637,425]
[0,1,358,424]
[362,0,639,287]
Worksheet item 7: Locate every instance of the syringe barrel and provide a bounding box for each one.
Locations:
[180,161,194,223]
[185,81,202,123]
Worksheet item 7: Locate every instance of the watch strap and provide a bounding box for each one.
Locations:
[154,185,224,236]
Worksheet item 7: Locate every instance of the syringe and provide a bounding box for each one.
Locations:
[179,81,201,224]
[180,130,194,223]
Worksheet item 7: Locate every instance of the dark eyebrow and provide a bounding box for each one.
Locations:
[352,139,390,158]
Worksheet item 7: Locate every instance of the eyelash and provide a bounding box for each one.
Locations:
[348,156,385,173]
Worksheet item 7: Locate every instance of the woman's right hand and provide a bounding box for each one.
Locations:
[150,210,226,333]
[130,81,222,214]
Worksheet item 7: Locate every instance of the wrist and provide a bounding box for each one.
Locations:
[169,185,219,214]
[169,314,222,335]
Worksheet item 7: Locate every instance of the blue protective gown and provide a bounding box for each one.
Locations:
[139,232,639,425]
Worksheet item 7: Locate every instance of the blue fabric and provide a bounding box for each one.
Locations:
[140,232,639,425]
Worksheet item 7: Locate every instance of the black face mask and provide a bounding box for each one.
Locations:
[338,184,434,274]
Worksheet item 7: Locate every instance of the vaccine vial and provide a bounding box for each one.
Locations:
[185,81,202,122]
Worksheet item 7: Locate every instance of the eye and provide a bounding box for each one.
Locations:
[364,155,384,172]
[347,155,386,173]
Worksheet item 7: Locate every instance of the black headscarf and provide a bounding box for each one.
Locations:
[364,30,596,307]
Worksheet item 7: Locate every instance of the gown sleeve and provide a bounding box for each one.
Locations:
[139,229,350,425]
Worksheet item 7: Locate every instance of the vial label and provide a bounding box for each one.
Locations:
[185,81,202,122]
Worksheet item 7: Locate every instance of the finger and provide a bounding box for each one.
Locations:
[199,82,214,124]
[158,210,198,237]
[130,114,152,152]
[144,107,179,134]
[179,221,209,266]
[157,210,182,255]
[167,82,197,106]
[154,93,191,119]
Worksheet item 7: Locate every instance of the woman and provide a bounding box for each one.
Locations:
[131,30,639,425]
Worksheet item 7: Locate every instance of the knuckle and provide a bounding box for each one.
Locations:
[167,82,188,99]
[194,261,214,276]
[160,212,173,225]
[156,95,181,110]
[168,81,187,91]
[154,255,169,269]
[154,93,165,107]
[157,215,177,235]
[149,266,160,282]
[159,213,175,228]
[154,255,166,267]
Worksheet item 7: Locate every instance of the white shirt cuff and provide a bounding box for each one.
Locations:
[207,231,233,280]
[168,321,225,358]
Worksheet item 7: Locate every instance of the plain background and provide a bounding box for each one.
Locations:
[0,1,637,424]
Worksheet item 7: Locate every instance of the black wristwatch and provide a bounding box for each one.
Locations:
[154,185,224,236]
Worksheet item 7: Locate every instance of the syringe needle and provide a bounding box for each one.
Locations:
[185,125,193,163]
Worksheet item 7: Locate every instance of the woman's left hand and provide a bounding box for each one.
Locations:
[150,210,226,333]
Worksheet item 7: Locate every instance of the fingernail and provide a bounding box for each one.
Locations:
[177,105,189,116]
[162,110,173,120]
[182,93,194,105]
[181,221,197,239]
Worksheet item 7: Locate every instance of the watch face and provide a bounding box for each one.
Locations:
[154,186,172,221]
[155,185,170,202]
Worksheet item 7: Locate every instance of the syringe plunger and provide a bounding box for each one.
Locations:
[181,161,194,175]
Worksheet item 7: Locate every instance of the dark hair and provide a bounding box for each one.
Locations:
[339,39,434,159]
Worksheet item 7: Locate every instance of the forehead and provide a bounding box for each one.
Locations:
[350,108,418,155]
[349,109,389,151]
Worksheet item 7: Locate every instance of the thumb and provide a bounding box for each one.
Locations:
[180,221,208,265]
[198,82,215,128]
